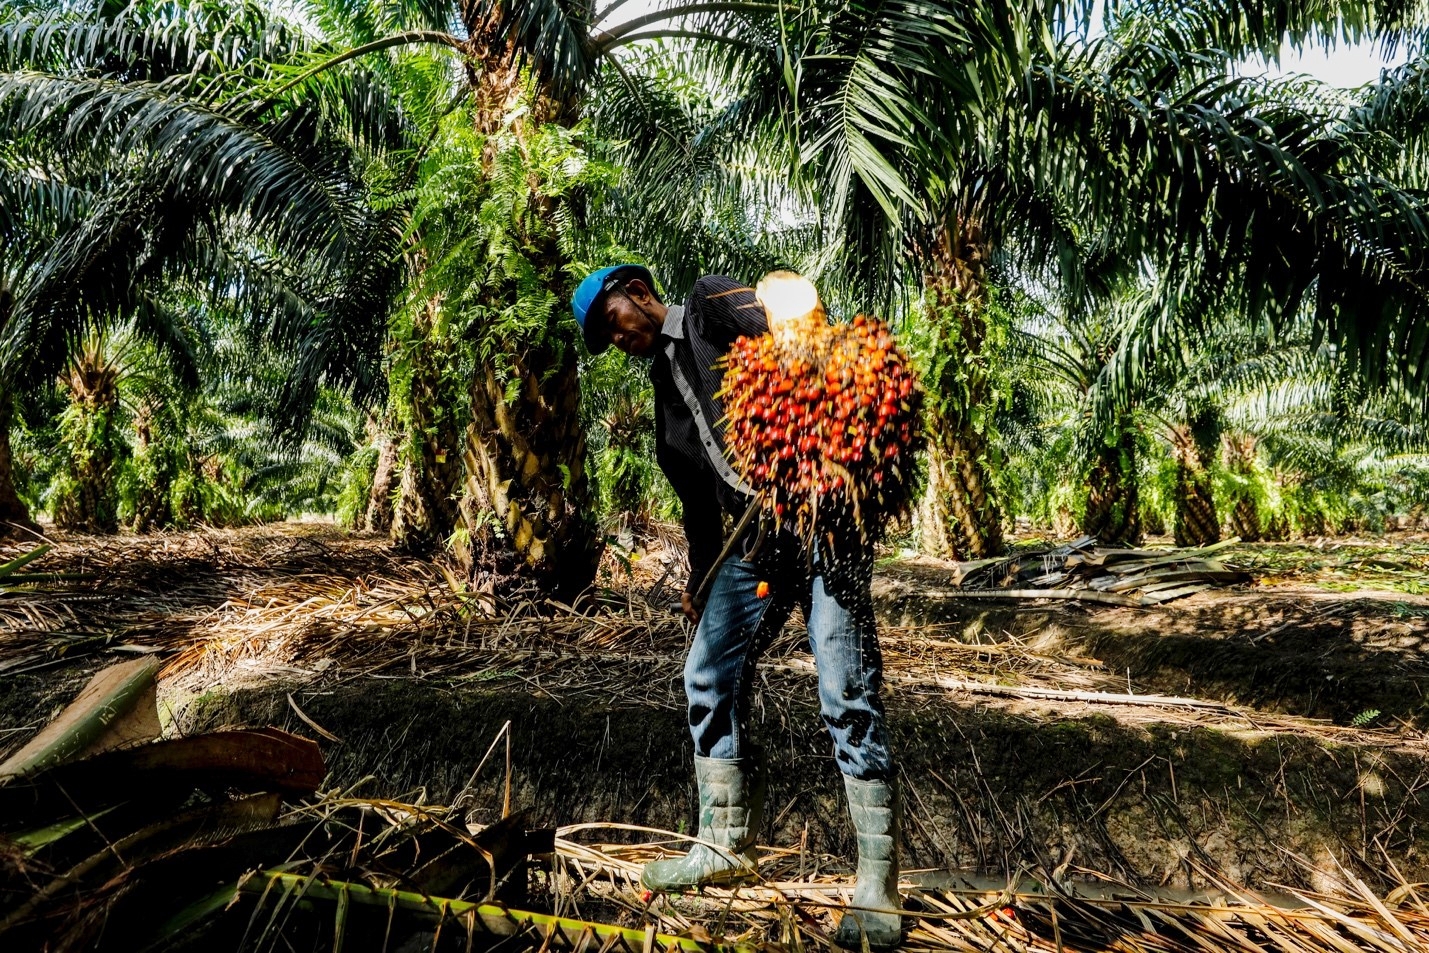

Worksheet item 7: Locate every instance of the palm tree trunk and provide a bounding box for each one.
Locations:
[381,9,604,600]
[0,287,38,538]
[1082,425,1141,544]
[597,377,656,524]
[916,214,1004,559]
[1224,434,1261,542]
[129,402,169,533]
[1173,464,1218,546]
[444,21,601,603]
[1169,407,1221,547]
[391,302,465,555]
[392,440,463,552]
[1263,472,1293,540]
[362,415,399,534]
[0,387,39,538]
[459,346,600,604]
[54,342,121,534]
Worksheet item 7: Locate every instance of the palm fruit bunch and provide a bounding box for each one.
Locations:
[719,271,922,549]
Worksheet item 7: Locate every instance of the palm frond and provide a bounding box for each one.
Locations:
[1104,0,1428,59]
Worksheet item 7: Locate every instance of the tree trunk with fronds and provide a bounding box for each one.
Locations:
[54,341,121,534]
[599,382,656,525]
[0,287,38,538]
[446,19,602,604]
[362,414,399,534]
[916,214,1004,559]
[129,401,170,532]
[0,386,39,539]
[1224,433,1262,542]
[1169,406,1221,547]
[1082,424,1141,545]
[391,299,465,555]
[460,345,600,603]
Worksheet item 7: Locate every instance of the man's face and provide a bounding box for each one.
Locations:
[599,280,663,358]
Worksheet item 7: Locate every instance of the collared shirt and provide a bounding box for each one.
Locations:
[651,275,768,594]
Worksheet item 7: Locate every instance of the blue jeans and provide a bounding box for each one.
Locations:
[684,547,894,781]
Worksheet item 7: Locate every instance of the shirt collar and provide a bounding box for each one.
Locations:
[661,303,686,341]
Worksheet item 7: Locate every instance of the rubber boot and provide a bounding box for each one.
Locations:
[642,754,764,890]
[833,776,903,950]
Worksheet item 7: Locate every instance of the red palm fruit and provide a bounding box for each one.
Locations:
[720,302,921,544]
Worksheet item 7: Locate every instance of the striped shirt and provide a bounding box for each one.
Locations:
[651,276,767,593]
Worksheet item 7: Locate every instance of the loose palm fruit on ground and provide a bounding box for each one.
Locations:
[719,272,923,549]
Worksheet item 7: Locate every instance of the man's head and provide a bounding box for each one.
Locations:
[571,264,666,358]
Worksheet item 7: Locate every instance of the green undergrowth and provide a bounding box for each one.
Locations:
[1236,540,1429,594]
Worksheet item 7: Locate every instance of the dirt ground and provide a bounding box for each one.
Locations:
[875,553,1429,729]
[4,523,1429,895]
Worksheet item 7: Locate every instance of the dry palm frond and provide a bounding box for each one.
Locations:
[550,828,1429,953]
[10,738,1429,953]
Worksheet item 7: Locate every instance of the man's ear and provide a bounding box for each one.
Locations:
[623,277,654,304]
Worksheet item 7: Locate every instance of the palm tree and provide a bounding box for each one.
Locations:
[1222,433,1265,541]
[50,329,127,533]
[281,0,780,599]
[1214,329,1429,536]
[357,411,402,533]
[454,0,790,599]
[1164,403,1222,545]
[766,0,1429,558]
[1001,284,1157,544]
[0,395,34,534]
[386,102,611,594]
[44,321,201,532]
[0,1,412,534]
[0,302,37,535]
[0,127,60,536]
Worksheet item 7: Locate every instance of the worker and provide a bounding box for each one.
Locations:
[571,265,903,949]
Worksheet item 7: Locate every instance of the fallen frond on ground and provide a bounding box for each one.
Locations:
[1236,538,1429,595]
[951,536,1252,605]
[0,659,731,952]
[550,825,1429,953]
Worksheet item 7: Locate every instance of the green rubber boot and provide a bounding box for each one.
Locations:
[642,754,764,890]
[833,776,903,950]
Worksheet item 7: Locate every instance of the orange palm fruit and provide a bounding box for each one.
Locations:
[719,271,923,547]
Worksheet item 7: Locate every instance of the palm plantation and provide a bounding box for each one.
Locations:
[5,0,1429,950]
[8,0,1425,553]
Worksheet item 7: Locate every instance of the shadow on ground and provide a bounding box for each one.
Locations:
[175,673,1429,894]
[875,560,1429,728]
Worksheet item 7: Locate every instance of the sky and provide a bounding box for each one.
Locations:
[1252,40,1398,87]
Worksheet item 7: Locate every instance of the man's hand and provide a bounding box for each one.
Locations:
[681,590,702,625]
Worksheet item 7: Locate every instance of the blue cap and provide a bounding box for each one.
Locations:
[572,264,654,355]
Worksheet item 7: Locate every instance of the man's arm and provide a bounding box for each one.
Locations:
[689,275,767,348]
